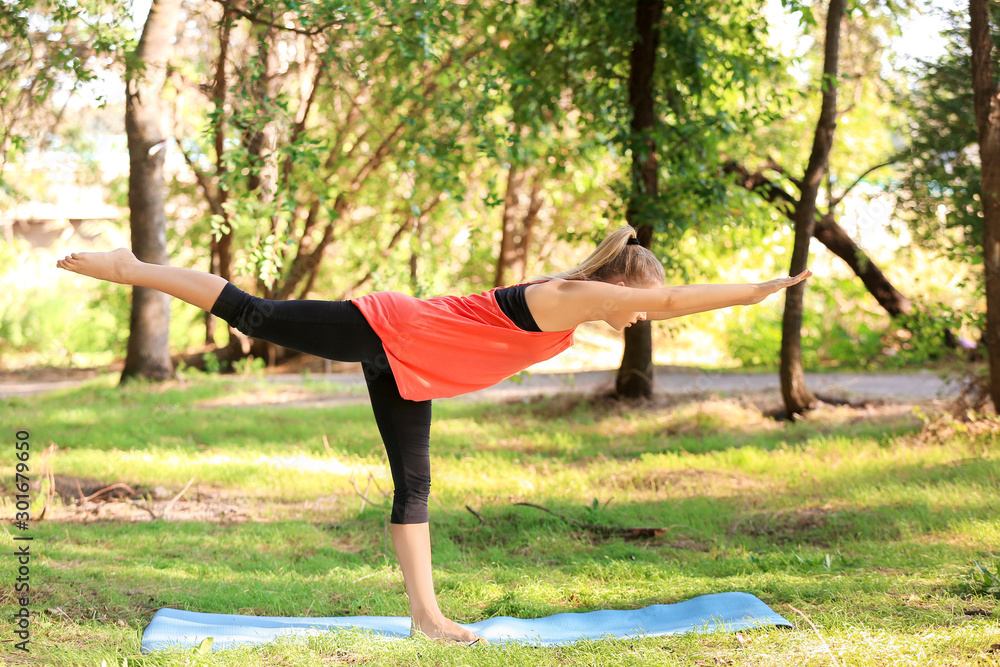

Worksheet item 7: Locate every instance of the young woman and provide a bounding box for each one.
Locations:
[57,225,810,643]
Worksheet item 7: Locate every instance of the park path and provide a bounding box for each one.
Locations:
[0,366,959,404]
[461,368,957,403]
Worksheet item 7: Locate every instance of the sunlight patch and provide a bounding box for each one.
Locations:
[118,451,379,477]
[201,453,376,477]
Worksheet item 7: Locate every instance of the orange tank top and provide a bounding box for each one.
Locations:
[352,288,575,401]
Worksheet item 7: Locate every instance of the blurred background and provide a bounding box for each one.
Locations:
[0,0,988,390]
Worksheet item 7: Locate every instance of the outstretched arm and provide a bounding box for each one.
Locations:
[526,271,812,330]
[647,270,813,320]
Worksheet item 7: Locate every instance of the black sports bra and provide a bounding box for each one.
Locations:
[494,284,542,332]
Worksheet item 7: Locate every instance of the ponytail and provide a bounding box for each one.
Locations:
[545,225,665,286]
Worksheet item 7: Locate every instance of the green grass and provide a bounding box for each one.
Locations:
[1,372,999,666]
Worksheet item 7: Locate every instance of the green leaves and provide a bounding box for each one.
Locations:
[0,0,133,183]
[958,561,1000,599]
[900,3,1000,298]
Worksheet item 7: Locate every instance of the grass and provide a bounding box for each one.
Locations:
[1,371,999,666]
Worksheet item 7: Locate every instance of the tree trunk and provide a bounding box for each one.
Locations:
[780,0,845,416]
[121,0,182,383]
[206,8,235,346]
[242,25,282,365]
[246,27,280,297]
[516,178,542,283]
[495,165,543,287]
[496,166,526,288]
[410,217,422,292]
[617,0,664,400]
[970,0,1000,412]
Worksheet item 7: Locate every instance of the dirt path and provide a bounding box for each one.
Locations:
[0,365,959,404]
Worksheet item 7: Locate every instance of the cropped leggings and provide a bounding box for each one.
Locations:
[210,282,431,524]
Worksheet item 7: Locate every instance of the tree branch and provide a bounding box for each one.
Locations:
[829,154,905,208]
[514,502,667,540]
[343,192,446,298]
[212,0,347,36]
[175,135,225,217]
[725,159,913,317]
[722,160,797,208]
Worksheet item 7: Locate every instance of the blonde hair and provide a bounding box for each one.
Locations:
[546,226,665,286]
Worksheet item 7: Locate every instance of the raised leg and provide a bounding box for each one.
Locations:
[57,248,226,312]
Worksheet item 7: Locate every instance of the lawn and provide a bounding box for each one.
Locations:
[1,371,999,666]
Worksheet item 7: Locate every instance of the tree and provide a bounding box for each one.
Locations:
[170,3,507,327]
[204,7,236,347]
[494,164,543,288]
[779,0,846,416]
[616,0,664,399]
[969,0,1000,411]
[121,0,182,382]
[720,1,927,372]
[136,0,775,377]
[900,4,1000,370]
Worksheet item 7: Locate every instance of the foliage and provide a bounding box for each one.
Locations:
[900,4,1000,275]
[202,351,223,374]
[0,275,208,368]
[723,272,975,370]
[0,0,133,195]
[164,0,793,304]
[728,0,908,210]
[0,286,122,365]
[725,275,879,369]
[957,561,1000,599]
[888,300,978,364]
[1,0,978,379]
[503,0,788,260]
[168,2,511,297]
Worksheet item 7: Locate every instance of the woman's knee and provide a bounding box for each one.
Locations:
[391,487,430,524]
[210,283,274,337]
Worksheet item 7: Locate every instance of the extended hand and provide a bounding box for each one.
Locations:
[750,270,813,304]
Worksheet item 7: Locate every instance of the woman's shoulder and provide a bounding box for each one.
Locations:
[521,277,563,291]
[523,279,596,331]
[525,278,609,296]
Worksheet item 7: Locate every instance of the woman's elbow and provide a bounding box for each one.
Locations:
[658,288,678,312]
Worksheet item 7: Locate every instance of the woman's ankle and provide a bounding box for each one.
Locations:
[410,606,444,625]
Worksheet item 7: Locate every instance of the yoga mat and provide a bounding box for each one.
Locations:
[141,592,792,652]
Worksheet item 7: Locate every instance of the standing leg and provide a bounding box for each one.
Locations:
[364,368,484,643]
[391,523,483,642]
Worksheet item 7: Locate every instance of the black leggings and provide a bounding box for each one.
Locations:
[210,282,431,524]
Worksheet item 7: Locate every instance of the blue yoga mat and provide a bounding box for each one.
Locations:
[141,592,791,652]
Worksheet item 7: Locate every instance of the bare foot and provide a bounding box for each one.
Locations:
[56,248,139,284]
[411,614,486,644]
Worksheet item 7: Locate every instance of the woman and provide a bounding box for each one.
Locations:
[57,225,810,643]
